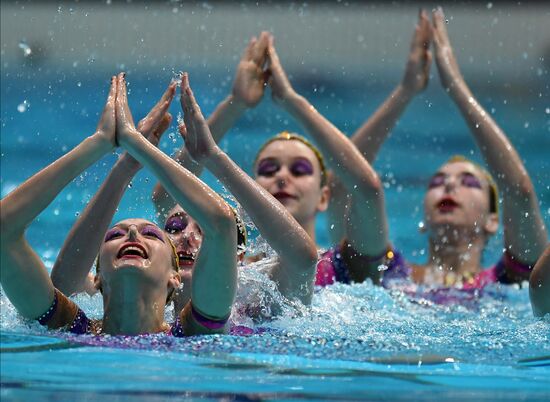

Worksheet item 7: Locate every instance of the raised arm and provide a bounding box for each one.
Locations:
[327,11,432,246]
[432,8,547,270]
[351,10,432,163]
[267,37,388,284]
[180,73,318,305]
[152,32,270,219]
[50,82,176,296]
[115,74,237,329]
[0,77,117,320]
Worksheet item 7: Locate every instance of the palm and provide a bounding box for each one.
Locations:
[233,61,265,107]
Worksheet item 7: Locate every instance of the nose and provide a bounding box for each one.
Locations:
[275,166,290,188]
[444,176,457,193]
[128,225,139,241]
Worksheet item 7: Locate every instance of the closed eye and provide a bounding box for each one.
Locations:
[141,226,165,242]
[290,160,314,176]
[104,229,125,242]
[256,159,280,177]
[428,174,446,189]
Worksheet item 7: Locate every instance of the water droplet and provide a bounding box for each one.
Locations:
[18,41,32,57]
[53,209,60,216]
[77,82,82,87]
[487,2,493,9]
[17,100,29,113]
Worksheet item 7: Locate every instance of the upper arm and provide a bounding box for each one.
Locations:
[1,235,55,320]
[529,245,550,317]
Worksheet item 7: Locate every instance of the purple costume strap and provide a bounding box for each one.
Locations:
[191,304,230,330]
[36,289,90,334]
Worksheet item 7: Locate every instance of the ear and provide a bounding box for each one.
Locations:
[316,184,331,213]
[484,212,499,235]
[168,271,181,291]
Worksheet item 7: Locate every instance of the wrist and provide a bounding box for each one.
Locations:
[116,153,141,173]
[395,84,416,103]
[227,94,248,112]
[91,131,115,154]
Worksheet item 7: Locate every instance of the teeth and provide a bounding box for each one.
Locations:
[120,246,146,258]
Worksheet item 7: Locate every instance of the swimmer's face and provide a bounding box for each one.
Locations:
[98,218,177,292]
[164,206,203,274]
[423,161,498,237]
[255,139,329,225]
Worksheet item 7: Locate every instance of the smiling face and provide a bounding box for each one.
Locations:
[164,205,203,273]
[98,218,176,291]
[423,161,498,238]
[254,139,329,225]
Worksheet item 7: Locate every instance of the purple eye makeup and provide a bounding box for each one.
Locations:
[290,159,314,176]
[104,228,125,242]
[428,174,446,189]
[257,158,315,178]
[256,159,280,177]
[428,172,483,190]
[141,225,165,242]
[164,215,189,234]
[460,173,483,189]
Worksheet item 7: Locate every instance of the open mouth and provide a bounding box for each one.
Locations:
[177,251,195,268]
[436,197,459,213]
[117,243,148,259]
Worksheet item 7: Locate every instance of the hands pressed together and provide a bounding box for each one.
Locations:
[401,8,466,97]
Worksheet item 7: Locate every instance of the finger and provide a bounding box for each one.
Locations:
[432,8,450,44]
[241,37,256,61]
[251,31,270,66]
[142,100,171,136]
[178,122,187,141]
[157,80,177,110]
[155,113,172,137]
[424,50,432,75]
[150,113,172,145]
[266,35,281,69]
[115,73,125,125]
[181,73,205,121]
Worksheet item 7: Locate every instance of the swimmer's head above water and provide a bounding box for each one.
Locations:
[254,132,330,225]
[423,155,499,241]
[95,218,180,304]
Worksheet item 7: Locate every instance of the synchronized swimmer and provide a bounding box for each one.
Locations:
[1,9,548,337]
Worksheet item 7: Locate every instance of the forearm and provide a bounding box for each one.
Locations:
[122,133,231,234]
[205,147,318,268]
[51,156,139,294]
[1,135,110,241]
[283,94,382,203]
[151,95,246,219]
[351,84,415,163]
[451,84,547,261]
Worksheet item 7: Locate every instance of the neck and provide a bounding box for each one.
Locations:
[102,275,167,335]
[424,226,486,283]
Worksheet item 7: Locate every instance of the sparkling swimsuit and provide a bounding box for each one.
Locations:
[37,289,230,337]
[315,245,532,304]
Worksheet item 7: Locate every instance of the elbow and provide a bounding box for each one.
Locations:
[211,205,238,240]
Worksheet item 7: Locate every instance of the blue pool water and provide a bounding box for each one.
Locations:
[1,33,550,402]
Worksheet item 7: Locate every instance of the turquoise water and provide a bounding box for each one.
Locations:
[1,66,550,400]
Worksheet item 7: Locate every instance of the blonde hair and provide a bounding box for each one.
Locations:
[446,155,498,214]
[254,131,327,187]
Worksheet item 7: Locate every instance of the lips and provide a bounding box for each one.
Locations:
[436,197,460,213]
[117,242,148,259]
[177,251,195,268]
[272,191,297,202]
